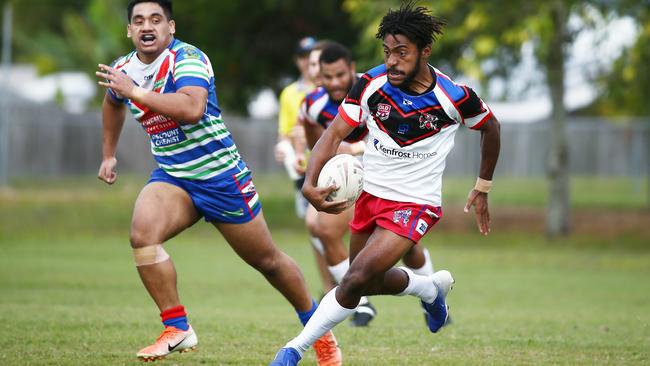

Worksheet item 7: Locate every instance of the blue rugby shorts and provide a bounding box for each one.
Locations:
[147,167,261,224]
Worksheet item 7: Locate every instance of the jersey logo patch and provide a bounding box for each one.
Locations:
[182,46,201,59]
[376,103,391,121]
[419,113,440,130]
[141,113,187,147]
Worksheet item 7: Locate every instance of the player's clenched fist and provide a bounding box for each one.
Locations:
[98,156,118,185]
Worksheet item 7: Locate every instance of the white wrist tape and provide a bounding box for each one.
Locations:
[474,177,492,193]
[133,244,170,267]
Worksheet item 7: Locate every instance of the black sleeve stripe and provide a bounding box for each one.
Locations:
[457,87,486,120]
[345,74,371,106]
[464,107,487,118]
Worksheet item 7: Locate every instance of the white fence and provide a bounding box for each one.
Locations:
[2,102,649,179]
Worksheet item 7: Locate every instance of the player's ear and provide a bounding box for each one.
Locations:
[350,62,356,75]
[169,20,176,36]
[421,44,432,58]
[127,24,132,38]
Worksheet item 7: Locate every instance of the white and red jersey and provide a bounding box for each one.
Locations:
[338,64,493,206]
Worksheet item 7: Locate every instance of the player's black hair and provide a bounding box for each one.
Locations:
[319,42,352,66]
[376,1,446,50]
[128,0,173,22]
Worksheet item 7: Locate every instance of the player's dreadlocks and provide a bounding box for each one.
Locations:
[376,1,446,50]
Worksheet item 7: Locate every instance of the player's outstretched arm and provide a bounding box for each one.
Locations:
[464,116,501,235]
[98,94,126,185]
[303,114,354,214]
[96,64,207,124]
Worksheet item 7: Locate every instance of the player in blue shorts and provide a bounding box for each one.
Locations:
[270,3,500,365]
[95,1,341,364]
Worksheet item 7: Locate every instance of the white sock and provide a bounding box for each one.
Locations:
[328,259,349,284]
[310,236,325,255]
[395,266,438,303]
[358,296,369,306]
[285,287,355,355]
[409,248,434,276]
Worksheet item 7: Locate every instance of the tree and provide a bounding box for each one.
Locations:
[2,0,363,113]
[344,0,638,237]
[171,0,361,113]
[592,1,649,117]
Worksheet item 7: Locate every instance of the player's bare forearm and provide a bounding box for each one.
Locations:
[465,115,500,235]
[131,86,207,124]
[337,141,364,156]
[289,122,308,155]
[97,64,207,124]
[304,114,353,188]
[303,121,325,150]
[478,116,501,180]
[101,94,126,159]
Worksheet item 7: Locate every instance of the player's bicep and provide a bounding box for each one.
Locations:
[328,114,356,143]
[476,114,500,134]
[177,86,208,107]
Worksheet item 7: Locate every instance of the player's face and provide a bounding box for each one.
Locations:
[320,59,355,103]
[127,2,175,61]
[308,49,323,86]
[383,34,425,87]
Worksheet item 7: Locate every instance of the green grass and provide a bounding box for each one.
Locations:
[0,175,649,365]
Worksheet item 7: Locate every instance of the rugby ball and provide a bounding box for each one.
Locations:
[317,154,363,205]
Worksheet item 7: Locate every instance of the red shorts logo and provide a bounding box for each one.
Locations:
[350,191,442,243]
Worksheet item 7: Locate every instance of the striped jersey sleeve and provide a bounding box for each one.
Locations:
[456,86,492,129]
[435,70,492,130]
[173,45,210,90]
[298,97,314,125]
[338,74,372,127]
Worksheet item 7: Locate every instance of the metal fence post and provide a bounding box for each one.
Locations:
[0,2,13,187]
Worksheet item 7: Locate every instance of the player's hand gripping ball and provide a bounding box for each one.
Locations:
[317,154,363,207]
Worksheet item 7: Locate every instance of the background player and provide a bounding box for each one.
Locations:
[270,3,501,364]
[299,42,436,327]
[96,1,341,364]
[275,38,337,295]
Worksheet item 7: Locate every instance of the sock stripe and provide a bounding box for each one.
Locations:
[160,305,187,321]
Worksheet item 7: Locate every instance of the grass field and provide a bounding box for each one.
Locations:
[1,175,649,365]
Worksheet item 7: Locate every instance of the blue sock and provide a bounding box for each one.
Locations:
[296,299,318,326]
[161,305,189,331]
[163,316,189,331]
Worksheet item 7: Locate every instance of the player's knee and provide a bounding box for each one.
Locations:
[250,250,283,276]
[129,226,160,248]
[310,223,341,245]
[339,268,370,297]
[305,217,319,237]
